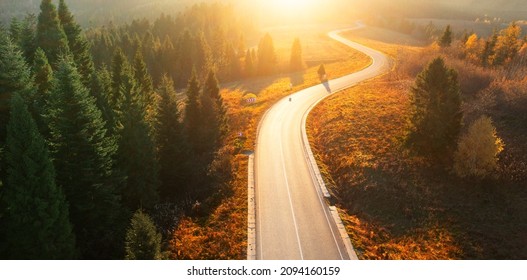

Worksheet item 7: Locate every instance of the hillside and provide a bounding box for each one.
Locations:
[0,0,208,25]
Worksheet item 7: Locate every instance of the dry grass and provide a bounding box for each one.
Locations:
[172,26,372,259]
[307,28,527,259]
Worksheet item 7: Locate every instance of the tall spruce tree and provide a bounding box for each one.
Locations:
[244,49,255,78]
[2,93,76,259]
[32,48,53,133]
[257,33,277,75]
[184,69,202,155]
[125,209,162,260]
[117,70,159,210]
[155,75,189,199]
[0,31,34,144]
[406,57,462,158]
[290,38,304,71]
[47,58,124,259]
[58,0,95,87]
[36,0,70,67]
[439,25,453,48]
[110,48,128,113]
[19,14,38,64]
[132,50,154,110]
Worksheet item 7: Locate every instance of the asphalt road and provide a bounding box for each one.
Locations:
[254,24,390,260]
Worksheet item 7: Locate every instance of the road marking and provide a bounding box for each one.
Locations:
[256,152,264,260]
[301,100,345,260]
[279,115,304,260]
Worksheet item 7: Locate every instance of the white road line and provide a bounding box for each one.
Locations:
[256,153,264,260]
[279,115,304,260]
[301,101,345,260]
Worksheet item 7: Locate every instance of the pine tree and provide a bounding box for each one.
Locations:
[58,0,95,87]
[132,50,154,110]
[439,25,452,48]
[257,33,277,76]
[36,0,70,67]
[290,38,305,71]
[125,209,162,260]
[47,58,124,259]
[117,71,159,210]
[481,31,498,67]
[155,75,189,199]
[3,93,76,259]
[203,69,228,149]
[9,18,22,45]
[0,31,34,143]
[406,57,462,158]
[31,48,54,134]
[184,69,202,155]
[317,64,327,80]
[90,65,117,134]
[110,48,129,114]
[193,31,212,80]
[19,14,38,64]
[176,30,194,87]
[244,49,255,78]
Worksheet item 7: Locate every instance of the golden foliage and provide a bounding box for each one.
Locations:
[454,115,504,178]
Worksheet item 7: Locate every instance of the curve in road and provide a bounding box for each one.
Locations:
[253,23,390,260]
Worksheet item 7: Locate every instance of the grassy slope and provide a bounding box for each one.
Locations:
[172,24,372,259]
[307,27,527,259]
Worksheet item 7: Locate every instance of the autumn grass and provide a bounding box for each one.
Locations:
[307,28,527,259]
[172,25,372,259]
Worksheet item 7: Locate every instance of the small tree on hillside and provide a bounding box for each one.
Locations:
[406,57,462,158]
[439,25,452,48]
[290,38,305,71]
[317,64,327,80]
[125,209,162,260]
[454,116,504,178]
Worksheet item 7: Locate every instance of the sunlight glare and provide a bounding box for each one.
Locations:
[269,0,319,13]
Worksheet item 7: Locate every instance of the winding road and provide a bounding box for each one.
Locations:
[253,24,390,260]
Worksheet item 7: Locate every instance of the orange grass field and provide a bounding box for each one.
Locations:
[307,28,527,259]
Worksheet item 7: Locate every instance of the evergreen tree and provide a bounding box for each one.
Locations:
[9,18,22,45]
[224,43,241,81]
[439,25,452,48]
[19,14,38,64]
[481,31,498,67]
[36,0,70,67]
[176,30,194,87]
[117,71,159,210]
[3,93,76,259]
[0,31,34,143]
[132,50,154,109]
[244,49,255,78]
[31,48,54,134]
[90,65,117,134]
[257,33,277,76]
[193,31,212,80]
[203,69,228,149]
[184,69,202,156]
[155,75,189,199]
[47,58,124,259]
[406,57,462,158]
[317,64,327,80]
[58,0,95,87]
[290,38,305,71]
[110,48,129,114]
[125,209,162,260]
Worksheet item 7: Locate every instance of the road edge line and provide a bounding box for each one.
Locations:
[247,153,256,260]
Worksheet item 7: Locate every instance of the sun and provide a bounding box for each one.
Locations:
[269,0,318,12]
